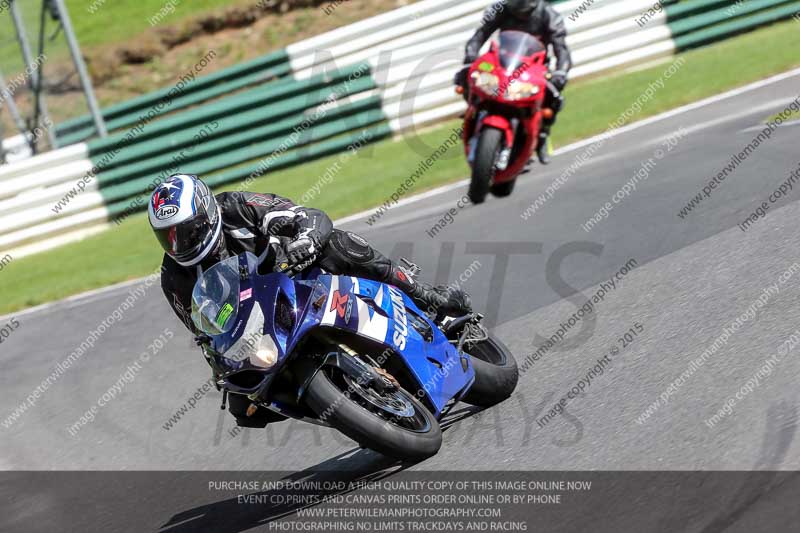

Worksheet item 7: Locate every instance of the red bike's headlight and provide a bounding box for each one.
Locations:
[472,71,499,96]
[505,81,539,100]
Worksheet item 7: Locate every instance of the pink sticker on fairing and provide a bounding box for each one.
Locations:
[240,288,253,302]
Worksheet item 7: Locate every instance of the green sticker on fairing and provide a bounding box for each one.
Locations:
[478,62,495,72]
[216,303,234,328]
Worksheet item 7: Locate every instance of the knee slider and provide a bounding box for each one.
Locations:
[331,231,375,265]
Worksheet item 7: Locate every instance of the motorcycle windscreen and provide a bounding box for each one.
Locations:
[191,252,259,335]
[497,30,545,75]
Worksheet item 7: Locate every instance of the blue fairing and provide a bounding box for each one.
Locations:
[210,259,474,418]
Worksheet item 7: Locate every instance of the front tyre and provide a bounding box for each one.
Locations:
[490,179,516,198]
[469,127,504,204]
[462,334,519,407]
[305,366,442,460]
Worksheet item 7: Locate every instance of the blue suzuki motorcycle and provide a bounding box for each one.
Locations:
[191,252,518,460]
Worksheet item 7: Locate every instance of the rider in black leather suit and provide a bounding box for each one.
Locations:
[458,0,572,164]
[149,174,472,427]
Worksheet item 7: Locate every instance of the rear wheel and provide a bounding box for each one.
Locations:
[490,179,517,198]
[305,363,442,460]
[462,334,519,407]
[469,127,504,204]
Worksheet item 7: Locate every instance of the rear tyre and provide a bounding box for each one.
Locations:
[462,334,519,407]
[469,127,504,204]
[305,365,442,460]
[490,179,516,198]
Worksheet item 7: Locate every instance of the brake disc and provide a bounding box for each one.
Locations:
[342,372,414,418]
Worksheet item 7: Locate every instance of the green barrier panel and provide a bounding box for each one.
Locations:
[673,0,800,50]
[86,61,373,156]
[95,96,382,190]
[55,49,290,137]
[202,123,393,190]
[90,73,376,174]
[91,71,375,177]
[105,122,393,220]
[665,0,737,22]
[89,69,365,171]
[98,108,387,207]
[57,61,293,147]
[97,110,308,174]
[667,0,796,35]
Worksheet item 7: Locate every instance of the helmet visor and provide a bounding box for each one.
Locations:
[155,214,217,265]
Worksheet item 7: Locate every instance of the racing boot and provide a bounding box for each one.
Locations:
[388,265,472,321]
[536,131,552,165]
[536,92,562,165]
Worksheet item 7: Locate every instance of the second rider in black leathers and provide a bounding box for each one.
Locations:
[459,0,572,164]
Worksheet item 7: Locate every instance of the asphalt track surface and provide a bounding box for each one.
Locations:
[2,70,800,530]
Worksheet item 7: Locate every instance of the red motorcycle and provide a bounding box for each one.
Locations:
[458,30,557,204]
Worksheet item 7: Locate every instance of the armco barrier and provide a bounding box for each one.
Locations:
[55,51,292,144]
[1,0,797,257]
[572,0,800,78]
[4,77,380,236]
[0,143,89,184]
[89,62,375,172]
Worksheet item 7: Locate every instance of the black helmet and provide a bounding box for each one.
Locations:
[148,174,222,267]
[506,0,540,20]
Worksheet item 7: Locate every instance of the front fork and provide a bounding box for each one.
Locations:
[296,339,392,405]
[468,111,518,171]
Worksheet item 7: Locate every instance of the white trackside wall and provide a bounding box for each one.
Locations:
[0,142,110,258]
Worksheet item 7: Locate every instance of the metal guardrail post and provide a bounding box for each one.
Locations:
[49,0,108,138]
[9,0,58,150]
[0,68,30,139]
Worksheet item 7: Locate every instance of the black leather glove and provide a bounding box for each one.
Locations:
[454,65,470,87]
[195,334,214,350]
[550,71,568,91]
[285,230,321,269]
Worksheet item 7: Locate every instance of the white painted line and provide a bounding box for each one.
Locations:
[597,98,799,160]
[335,180,471,227]
[5,66,800,322]
[341,184,473,230]
[2,276,158,322]
[549,67,800,157]
[347,67,800,226]
[511,98,797,181]
[679,99,796,137]
[5,223,112,260]
[740,118,800,134]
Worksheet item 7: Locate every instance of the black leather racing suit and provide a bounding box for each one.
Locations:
[160,191,467,334]
[464,1,572,138]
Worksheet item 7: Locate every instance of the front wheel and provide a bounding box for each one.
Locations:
[305,364,442,460]
[469,127,504,204]
[462,334,519,407]
[490,179,517,198]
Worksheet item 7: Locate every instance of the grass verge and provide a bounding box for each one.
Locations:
[0,0,262,72]
[1,19,799,315]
